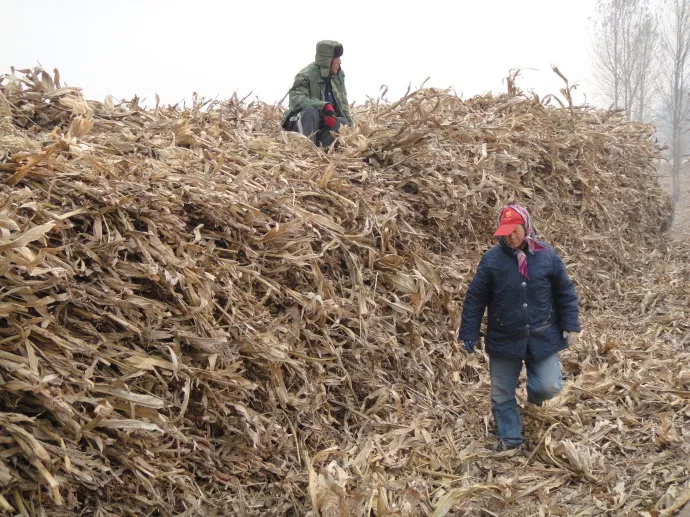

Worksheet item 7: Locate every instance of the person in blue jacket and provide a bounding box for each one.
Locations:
[458,203,580,451]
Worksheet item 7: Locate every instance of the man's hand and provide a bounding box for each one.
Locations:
[322,104,337,128]
[463,340,476,353]
[563,331,580,347]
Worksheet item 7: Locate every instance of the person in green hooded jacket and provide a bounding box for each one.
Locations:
[281,40,353,147]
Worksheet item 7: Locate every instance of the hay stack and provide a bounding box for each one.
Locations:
[0,67,686,516]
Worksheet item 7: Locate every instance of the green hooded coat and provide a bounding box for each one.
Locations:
[280,40,353,129]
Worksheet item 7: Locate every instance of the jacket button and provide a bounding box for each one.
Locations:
[525,324,530,328]
[521,282,526,287]
[523,303,528,308]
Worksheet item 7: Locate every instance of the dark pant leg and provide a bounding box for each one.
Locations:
[316,117,341,147]
[287,107,340,147]
[287,106,320,144]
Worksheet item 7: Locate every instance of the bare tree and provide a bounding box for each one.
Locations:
[659,0,690,202]
[633,12,660,120]
[591,0,659,120]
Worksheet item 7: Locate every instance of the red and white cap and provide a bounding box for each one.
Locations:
[493,206,525,237]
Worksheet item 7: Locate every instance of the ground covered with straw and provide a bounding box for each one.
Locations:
[0,68,688,516]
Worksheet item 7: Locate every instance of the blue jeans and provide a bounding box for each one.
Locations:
[489,353,563,446]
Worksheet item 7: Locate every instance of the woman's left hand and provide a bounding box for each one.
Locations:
[563,331,580,347]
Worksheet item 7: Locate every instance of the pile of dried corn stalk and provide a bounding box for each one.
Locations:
[0,67,687,516]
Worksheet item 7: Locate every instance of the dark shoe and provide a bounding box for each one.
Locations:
[494,440,521,452]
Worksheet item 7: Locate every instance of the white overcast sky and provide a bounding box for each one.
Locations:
[3,0,599,107]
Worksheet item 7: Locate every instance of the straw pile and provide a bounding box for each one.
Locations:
[0,67,687,516]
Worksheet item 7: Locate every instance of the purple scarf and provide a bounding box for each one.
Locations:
[499,204,546,279]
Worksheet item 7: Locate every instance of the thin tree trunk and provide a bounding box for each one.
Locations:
[672,128,681,202]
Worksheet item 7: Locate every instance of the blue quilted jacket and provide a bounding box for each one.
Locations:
[458,239,580,360]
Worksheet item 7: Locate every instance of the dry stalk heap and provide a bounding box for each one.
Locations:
[0,67,687,516]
